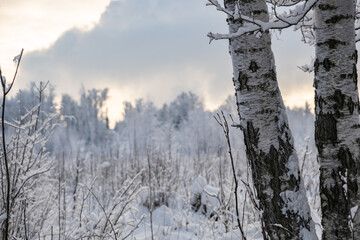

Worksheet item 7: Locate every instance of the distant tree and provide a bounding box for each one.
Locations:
[168,92,202,129]
[58,88,110,149]
[60,94,78,129]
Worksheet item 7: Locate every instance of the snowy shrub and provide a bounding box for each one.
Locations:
[190,176,221,218]
[139,188,174,210]
[0,82,58,239]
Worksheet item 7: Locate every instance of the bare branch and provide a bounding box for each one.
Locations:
[208,0,318,41]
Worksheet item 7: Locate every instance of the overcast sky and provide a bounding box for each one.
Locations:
[0,0,316,124]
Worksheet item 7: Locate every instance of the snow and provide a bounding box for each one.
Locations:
[0,212,7,228]
[285,153,299,179]
[130,192,263,240]
[351,205,358,219]
[100,161,110,168]
[1,85,324,239]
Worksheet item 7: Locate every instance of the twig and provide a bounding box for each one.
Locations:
[121,215,145,240]
[87,186,118,240]
[1,49,24,240]
[147,150,154,240]
[214,111,247,240]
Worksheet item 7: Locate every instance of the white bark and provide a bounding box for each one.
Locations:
[225,0,317,239]
[314,0,360,239]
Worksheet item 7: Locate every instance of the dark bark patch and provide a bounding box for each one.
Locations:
[331,90,345,111]
[235,47,266,55]
[334,110,342,119]
[322,58,335,71]
[315,94,326,110]
[338,147,356,172]
[320,148,352,239]
[325,15,352,24]
[249,60,260,73]
[314,59,319,74]
[245,121,260,148]
[227,16,242,25]
[313,77,319,88]
[267,145,282,192]
[224,0,235,4]
[255,108,275,115]
[249,47,265,53]
[260,138,303,237]
[353,64,358,85]
[252,10,268,15]
[262,69,276,81]
[237,71,249,91]
[242,124,310,238]
[347,97,355,115]
[238,0,253,4]
[256,82,271,91]
[269,90,278,97]
[315,113,337,151]
[339,65,357,86]
[329,170,348,214]
[234,48,244,54]
[317,39,346,49]
[351,124,360,129]
[318,4,337,11]
[352,50,358,63]
[338,147,358,199]
[274,115,279,123]
[278,122,287,135]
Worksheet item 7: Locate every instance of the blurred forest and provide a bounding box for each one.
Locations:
[0,83,319,239]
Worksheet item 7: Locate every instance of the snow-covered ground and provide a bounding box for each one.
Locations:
[1,89,321,239]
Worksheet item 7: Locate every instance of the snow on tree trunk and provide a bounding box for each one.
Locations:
[314,0,360,239]
[225,0,317,239]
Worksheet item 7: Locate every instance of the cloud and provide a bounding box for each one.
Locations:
[20,0,233,117]
[0,0,110,44]
[0,0,110,78]
[19,0,317,122]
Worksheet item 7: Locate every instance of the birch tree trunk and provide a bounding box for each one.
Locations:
[314,0,360,239]
[225,0,317,239]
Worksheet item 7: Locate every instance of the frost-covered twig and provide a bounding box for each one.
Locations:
[1,49,24,239]
[214,111,246,240]
[300,138,310,175]
[206,0,233,17]
[207,0,317,42]
[87,186,118,240]
[147,150,155,240]
[121,214,145,240]
[11,165,52,205]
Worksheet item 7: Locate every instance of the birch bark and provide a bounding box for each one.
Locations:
[225,0,317,239]
[313,0,360,239]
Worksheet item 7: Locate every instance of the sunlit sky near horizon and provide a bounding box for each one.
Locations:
[0,0,320,126]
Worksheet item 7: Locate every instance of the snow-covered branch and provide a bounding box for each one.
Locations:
[207,0,318,42]
[206,0,233,17]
